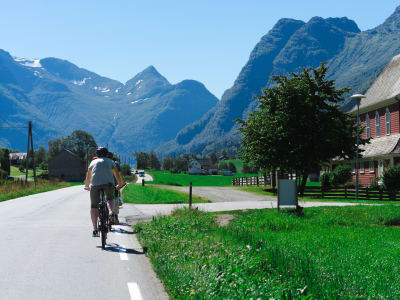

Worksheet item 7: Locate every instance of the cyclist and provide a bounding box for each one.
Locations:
[84,147,124,237]
[107,152,125,224]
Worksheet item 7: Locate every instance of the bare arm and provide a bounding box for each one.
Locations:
[112,168,125,189]
[84,169,92,190]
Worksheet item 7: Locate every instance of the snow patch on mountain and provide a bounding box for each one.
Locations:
[13,57,42,68]
[71,77,91,86]
[130,98,150,104]
[135,79,143,86]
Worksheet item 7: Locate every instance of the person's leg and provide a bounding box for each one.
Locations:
[90,188,100,230]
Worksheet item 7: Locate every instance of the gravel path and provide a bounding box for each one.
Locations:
[153,185,274,202]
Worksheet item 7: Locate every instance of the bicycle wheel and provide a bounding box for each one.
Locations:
[99,205,107,249]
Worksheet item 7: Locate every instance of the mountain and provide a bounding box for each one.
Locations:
[0,51,218,155]
[158,6,400,157]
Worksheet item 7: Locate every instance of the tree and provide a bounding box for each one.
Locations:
[35,146,47,165]
[237,63,368,196]
[210,152,218,165]
[149,151,161,170]
[219,161,228,171]
[0,149,10,175]
[134,152,150,169]
[162,156,173,171]
[48,130,96,160]
[382,166,400,200]
[228,162,236,173]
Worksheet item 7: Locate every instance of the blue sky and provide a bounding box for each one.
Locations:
[1,1,399,99]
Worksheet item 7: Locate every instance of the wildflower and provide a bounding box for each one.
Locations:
[190,290,195,295]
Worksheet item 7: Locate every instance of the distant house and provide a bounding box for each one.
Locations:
[48,149,86,182]
[218,155,228,161]
[9,153,27,165]
[188,158,218,175]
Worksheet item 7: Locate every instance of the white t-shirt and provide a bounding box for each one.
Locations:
[88,158,115,187]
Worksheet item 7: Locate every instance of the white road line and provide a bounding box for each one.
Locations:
[128,282,144,300]
[119,244,128,260]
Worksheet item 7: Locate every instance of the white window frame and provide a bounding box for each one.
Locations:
[375,111,380,137]
[369,161,374,173]
[366,114,370,138]
[360,161,364,174]
[386,107,390,135]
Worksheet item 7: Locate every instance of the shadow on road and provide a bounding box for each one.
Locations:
[97,242,147,255]
[111,228,135,235]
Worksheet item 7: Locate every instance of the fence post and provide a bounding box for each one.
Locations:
[366,187,369,200]
[380,188,383,201]
[257,176,259,187]
[189,181,192,209]
[345,186,347,199]
[142,179,145,186]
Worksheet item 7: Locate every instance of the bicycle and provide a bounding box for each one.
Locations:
[98,189,111,249]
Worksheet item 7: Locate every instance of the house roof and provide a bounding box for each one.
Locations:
[360,133,400,158]
[350,54,400,114]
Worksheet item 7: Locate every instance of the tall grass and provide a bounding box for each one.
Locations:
[0,178,71,202]
[123,184,210,204]
[135,206,400,299]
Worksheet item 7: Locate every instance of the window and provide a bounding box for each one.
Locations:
[366,114,370,138]
[360,161,364,174]
[375,111,380,137]
[386,107,390,135]
[369,161,374,173]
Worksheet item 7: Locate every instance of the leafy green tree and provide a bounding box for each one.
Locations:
[134,152,150,169]
[330,165,352,187]
[48,130,96,160]
[237,63,368,196]
[162,156,173,171]
[149,151,161,170]
[228,162,236,173]
[35,146,47,165]
[219,161,228,171]
[382,166,400,200]
[120,164,131,176]
[210,152,218,165]
[0,149,10,175]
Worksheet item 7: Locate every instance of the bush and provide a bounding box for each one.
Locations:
[120,164,131,176]
[330,165,352,187]
[18,165,25,172]
[383,166,400,199]
[0,169,7,180]
[40,162,48,170]
[228,162,236,173]
[320,172,330,190]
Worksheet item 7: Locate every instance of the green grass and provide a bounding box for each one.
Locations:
[0,179,72,202]
[147,170,257,187]
[10,166,45,177]
[123,184,210,204]
[135,206,400,299]
[238,186,400,204]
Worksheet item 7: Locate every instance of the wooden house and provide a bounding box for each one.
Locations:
[48,149,86,182]
[333,54,400,186]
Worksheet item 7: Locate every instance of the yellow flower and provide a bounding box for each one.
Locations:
[190,290,195,295]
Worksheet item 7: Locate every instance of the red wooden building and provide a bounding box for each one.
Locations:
[332,54,400,186]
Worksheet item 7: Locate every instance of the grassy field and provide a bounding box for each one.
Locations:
[0,178,72,202]
[135,206,400,299]
[10,166,46,177]
[238,186,400,204]
[147,170,257,187]
[123,183,210,204]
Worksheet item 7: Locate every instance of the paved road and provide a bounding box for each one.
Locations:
[0,185,168,300]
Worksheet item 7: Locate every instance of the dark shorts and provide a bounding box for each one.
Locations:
[90,184,114,208]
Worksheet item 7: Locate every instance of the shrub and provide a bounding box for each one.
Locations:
[228,162,236,173]
[382,166,400,199]
[18,165,25,172]
[330,165,352,187]
[320,172,330,190]
[40,162,48,170]
[0,169,7,180]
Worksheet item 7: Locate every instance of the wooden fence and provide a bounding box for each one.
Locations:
[232,175,271,186]
[232,176,400,201]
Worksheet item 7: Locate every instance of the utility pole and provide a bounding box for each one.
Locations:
[25,121,36,186]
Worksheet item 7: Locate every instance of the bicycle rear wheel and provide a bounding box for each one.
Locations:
[101,228,107,249]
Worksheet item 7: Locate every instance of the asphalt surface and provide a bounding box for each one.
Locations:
[0,185,168,300]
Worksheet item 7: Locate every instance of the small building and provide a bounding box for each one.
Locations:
[9,153,27,165]
[48,149,86,182]
[334,54,400,186]
[188,160,203,175]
